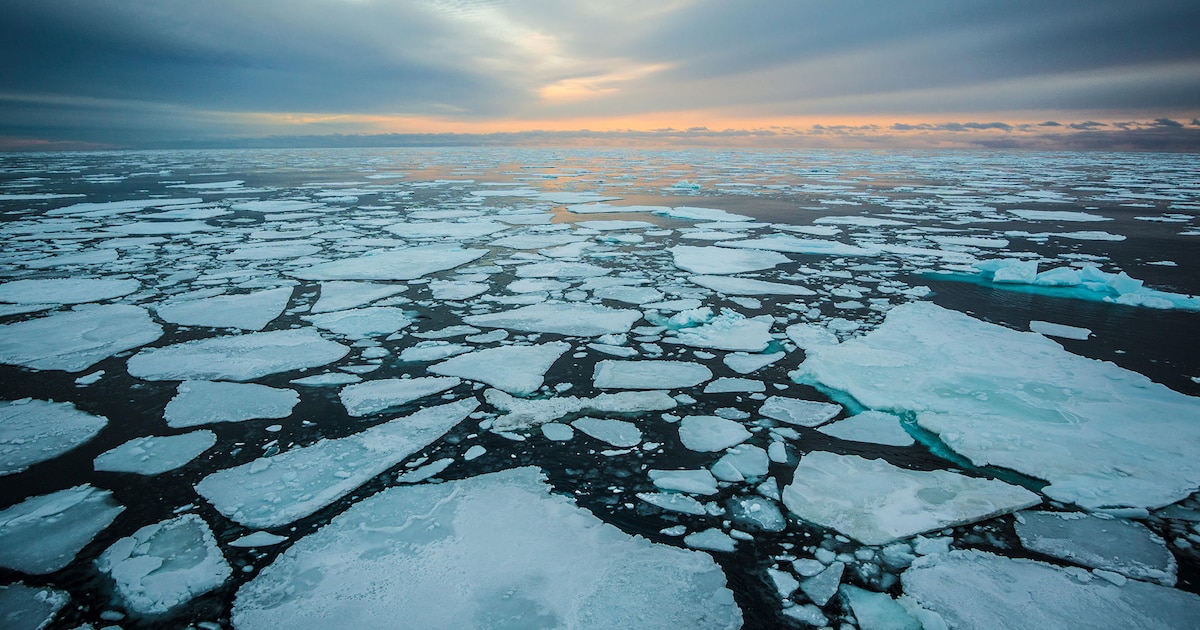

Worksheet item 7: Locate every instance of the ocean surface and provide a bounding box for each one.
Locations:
[1,148,1198,628]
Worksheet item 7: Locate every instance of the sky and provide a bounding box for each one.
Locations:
[1,0,1198,151]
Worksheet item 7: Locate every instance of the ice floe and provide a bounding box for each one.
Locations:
[759,396,841,427]
[665,310,774,352]
[0,304,163,372]
[670,245,790,275]
[196,400,476,528]
[792,301,1200,509]
[429,342,568,395]
[163,381,300,427]
[310,281,406,313]
[155,287,293,331]
[290,245,486,281]
[338,377,461,416]
[485,388,676,431]
[231,467,742,629]
[593,360,712,390]
[0,485,124,574]
[688,274,815,296]
[0,278,140,304]
[301,306,411,339]
[128,329,349,382]
[1,399,107,476]
[0,583,69,629]
[96,514,231,615]
[465,303,640,336]
[1014,511,1176,585]
[678,416,752,452]
[93,430,216,475]
[571,417,642,447]
[817,410,915,447]
[783,452,1040,545]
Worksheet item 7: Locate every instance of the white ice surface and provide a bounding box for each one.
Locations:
[0,278,140,304]
[670,246,790,275]
[1029,320,1091,340]
[96,514,231,615]
[666,310,774,352]
[688,275,815,296]
[1,399,107,476]
[429,342,568,395]
[486,388,676,431]
[164,381,300,428]
[1014,511,1176,585]
[571,417,642,447]
[782,452,1040,545]
[817,410,915,447]
[301,306,412,339]
[0,583,69,629]
[310,281,406,313]
[338,377,461,416]
[759,396,841,427]
[792,301,1200,510]
[717,235,877,256]
[722,351,785,374]
[0,485,124,574]
[0,304,163,372]
[155,287,292,331]
[465,303,640,336]
[385,221,508,239]
[902,549,1200,629]
[93,430,216,475]
[128,329,349,382]
[290,245,486,280]
[593,360,712,390]
[656,206,753,222]
[228,531,288,548]
[678,416,752,452]
[649,469,719,495]
[231,467,742,629]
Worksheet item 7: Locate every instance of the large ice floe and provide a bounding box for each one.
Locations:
[154,287,292,330]
[429,342,568,395]
[164,381,300,427]
[464,303,640,336]
[93,430,216,475]
[0,304,163,372]
[792,301,1200,510]
[195,400,476,528]
[782,452,1040,545]
[128,329,349,381]
[231,467,742,629]
[0,485,124,574]
[0,277,140,304]
[289,244,487,280]
[1,399,107,475]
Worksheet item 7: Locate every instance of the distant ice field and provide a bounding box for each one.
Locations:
[1,148,1198,629]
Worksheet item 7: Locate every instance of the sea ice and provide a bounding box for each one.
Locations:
[656,206,753,222]
[384,221,508,239]
[817,410,915,447]
[93,430,216,475]
[231,467,742,629]
[800,562,845,606]
[155,287,292,331]
[0,278,140,304]
[310,281,406,313]
[1029,320,1091,340]
[638,492,708,515]
[196,400,477,528]
[228,532,288,548]
[711,445,770,481]
[397,341,470,362]
[704,378,765,393]
[688,274,815,296]
[1014,511,1176,585]
[649,469,720,495]
[727,496,785,532]
[128,328,349,382]
[670,246,790,275]
[1,399,107,476]
[717,234,877,256]
[514,261,612,278]
[571,417,642,447]
[782,452,1040,545]
[541,423,574,441]
[0,583,69,629]
[792,301,1200,509]
[164,381,300,427]
[428,279,489,300]
[594,285,665,304]
[429,342,568,395]
[593,360,712,390]
[465,303,640,336]
[723,351,785,374]
[0,304,163,372]
[338,377,461,416]
[684,528,738,553]
[0,485,124,574]
[301,306,412,338]
[759,396,841,427]
[678,416,752,452]
[1009,210,1111,222]
[666,310,774,352]
[485,388,677,431]
[901,549,1200,629]
[839,585,924,630]
[290,245,486,281]
[96,514,231,615]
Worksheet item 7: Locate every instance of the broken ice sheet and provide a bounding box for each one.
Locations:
[338,377,461,417]
[0,485,124,574]
[164,381,300,428]
[1014,511,1177,585]
[593,359,712,390]
[0,277,140,304]
[154,287,292,331]
[0,304,163,372]
[128,328,349,381]
[1,399,107,476]
[232,467,742,629]
[782,452,1039,545]
[289,244,487,281]
[464,303,641,336]
[93,430,216,475]
[670,245,790,275]
[429,342,568,395]
[196,400,476,528]
[301,306,412,339]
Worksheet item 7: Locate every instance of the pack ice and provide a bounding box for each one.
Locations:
[127,329,349,382]
[0,304,162,372]
[792,301,1200,510]
[464,303,640,337]
[1,399,107,475]
[164,381,300,427]
[231,467,742,629]
[155,287,292,331]
[289,244,486,281]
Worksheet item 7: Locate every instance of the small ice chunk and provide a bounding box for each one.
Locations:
[800,561,844,606]
[229,532,288,548]
[430,342,568,395]
[667,310,774,352]
[463,445,486,461]
[760,396,841,427]
[817,410,915,447]
[541,423,575,441]
[1014,511,1177,585]
[711,445,770,481]
[782,604,828,627]
[302,307,412,339]
[399,341,470,362]
[722,351,785,374]
[840,585,923,630]
[728,496,786,532]
[465,303,640,336]
[637,492,708,515]
[1,399,107,476]
[1029,320,1091,340]
[678,416,752,452]
[688,275,815,296]
[93,430,216,475]
[704,378,766,393]
[782,452,1040,545]
[128,329,349,382]
[593,360,712,389]
[658,206,753,222]
[156,287,292,331]
[571,417,642,447]
[594,285,665,305]
[0,485,124,574]
[767,568,799,598]
[0,304,163,372]
[396,457,454,483]
[96,514,231,615]
[291,372,361,387]
[784,323,840,349]
[684,528,738,553]
[311,281,406,313]
[670,246,789,275]
[290,244,487,281]
[339,377,461,416]
[649,469,719,495]
[165,381,300,428]
[428,280,489,301]
[486,389,676,431]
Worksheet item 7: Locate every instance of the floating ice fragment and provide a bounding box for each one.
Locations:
[0,304,163,372]
[649,469,719,495]
[688,274,815,296]
[0,278,140,305]
[164,381,300,427]
[290,245,487,281]
[593,360,712,390]
[1,399,107,476]
[339,377,460,417]
[684,528,738,552]
[0,485,124,574]
[782,452,1039,545]
[128,329,349,382]
[678,416,752,452]
[384,221,508,239]
[840,585,924,630]
[1029,320,1091,340]
[723,351,785,374]
[465,303,640,336]
[1009,209,1111,222]
[541,423,574,441]
[94,431,216,475]
[666,310,774,352]
[657,206,753,222]
[760,396,841,427]
[704,378,766,393]
[0,583,69,629]
[670,246,790,275]
[156,287,292,331]
[817,411,915,447]
[717,234,878,256]
[310,281,406,313]
[430,342,568,395]
[302,306,411,339]
[800,561,845,606]
[485,388,676,431]
[228,532,288,548]
[232,467,741,629]
[711,445,770,481]
[96,514,231,615]
[1014,511,1176,585]
[571,417,642,447]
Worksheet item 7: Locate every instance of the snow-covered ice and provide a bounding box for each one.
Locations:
[817,410,915,447]
[429,342,568,395]
[0,485,124,574]
[128,329,349,382]
[792,301,1200,509]
[670,245,790,275]
[759,396,841,427]
[93,430,216,475]
[1,399,107,476]
[164,381,300,427]
[1014,511,1176,585]
[0,304,163,372]
[155,287,292,331]
[231,467,741,629]
[0,278,140,304]
[570,417,642,447]
[678,416,752,452]
[666,310,774,352]
[195,400,476,528]
[782,452,1040,545]
[338,377,461,416]
[465,303,641,336]
[593,360,712,390]
[96,514,231,615]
